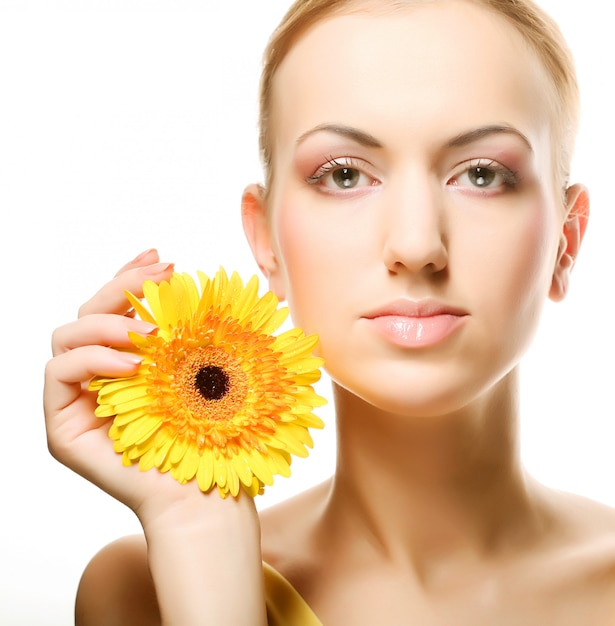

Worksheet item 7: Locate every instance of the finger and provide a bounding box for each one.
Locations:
[44,345,143,418]
[114,248,159,277]
[78,261,174,318]
[51,314,157,356]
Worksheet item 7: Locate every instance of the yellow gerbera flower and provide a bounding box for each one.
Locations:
[89,269,326,498]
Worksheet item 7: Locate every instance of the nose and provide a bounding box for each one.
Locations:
[381,173,448,276]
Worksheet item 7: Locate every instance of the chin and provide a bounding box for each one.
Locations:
[330,355,517,421]
[333,377,477,420]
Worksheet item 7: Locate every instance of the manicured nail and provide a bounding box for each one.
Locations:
[131,248,156,263]
[146,262,174,274]
[119,352,144,365]
[134,321,158,335]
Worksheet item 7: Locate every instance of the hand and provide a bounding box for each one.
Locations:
[43,249,185,519]
[45,249,267,623]
[45,248,262,525]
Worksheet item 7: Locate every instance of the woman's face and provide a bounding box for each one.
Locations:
[256,0,576,416]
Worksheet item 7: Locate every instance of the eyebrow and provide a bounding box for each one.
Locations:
[296,124,383,148]
[296,124,534,152]
[296,123,533,153]
[446,125,533,152]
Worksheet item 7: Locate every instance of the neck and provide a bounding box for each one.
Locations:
[321,370,547,580]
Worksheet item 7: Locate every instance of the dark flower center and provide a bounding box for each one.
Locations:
[195,366,230,401]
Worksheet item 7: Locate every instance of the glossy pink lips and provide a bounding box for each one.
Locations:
[363,300,467,348]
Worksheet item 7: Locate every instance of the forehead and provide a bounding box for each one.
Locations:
[270,0,554,159]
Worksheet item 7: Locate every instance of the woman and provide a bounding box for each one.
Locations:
[44,0,615,624]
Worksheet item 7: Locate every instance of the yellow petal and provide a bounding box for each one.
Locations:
[269,424,312,457]
[168,437,189,466]
[142,279,164,319]
[94,404,117,418]
[247,449,275,486]
[226,461,240,497]
[125,290,157,325]
[120,416,162,447]
[112,406,153,427]
[231,453,254,489]
[113,394,158,413]
[231,273,259,318]
[151,431,176,467]
[246,291,280,330]
[98,383,151,405]
[215,455,228,489]
[95,375,150,397]
[263,447,292,477]
[196,449,215,492]
[171,443,200,483]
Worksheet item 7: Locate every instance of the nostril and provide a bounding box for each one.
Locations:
[382,238,449,275]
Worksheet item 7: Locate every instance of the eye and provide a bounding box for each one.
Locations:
[449,159,519,193]
[467,166,497,187]
[331,167,362,189]
[307,158,379,193]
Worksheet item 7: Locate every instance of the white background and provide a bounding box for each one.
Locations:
[0,1,612,624]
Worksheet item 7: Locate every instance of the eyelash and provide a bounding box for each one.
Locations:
[449,158,520,191]
[305,156,521,193]
[306,156,375,186]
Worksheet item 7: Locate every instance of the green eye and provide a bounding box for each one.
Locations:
[467,166,497,187]
[332,167,361,189]
[307,157,380,193]
[448,159,519,193]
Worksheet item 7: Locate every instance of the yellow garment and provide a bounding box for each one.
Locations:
[264,562,323,626]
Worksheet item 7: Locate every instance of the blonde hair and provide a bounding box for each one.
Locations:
[257,0,579,197]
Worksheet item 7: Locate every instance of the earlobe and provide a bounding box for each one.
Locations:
[240,184,286,299]
[549,183,590,302]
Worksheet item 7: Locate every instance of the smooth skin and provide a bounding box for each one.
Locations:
[44,2,615,625]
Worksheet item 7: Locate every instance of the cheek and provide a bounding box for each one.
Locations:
[511,201,559,296]
[272,199,340,331]
[464,193,557,287]
[475,197,560,336]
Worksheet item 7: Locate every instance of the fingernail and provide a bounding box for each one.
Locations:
[131,248,156,263]
[145,262,174,274]
[120,352,144,365]
[134,321,158,335]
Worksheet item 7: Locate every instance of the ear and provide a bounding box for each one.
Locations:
[549,183,590,302]
[241,184,286,300]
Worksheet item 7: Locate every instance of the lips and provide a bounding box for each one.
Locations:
[363,298,467,319]
[362,299,468,348]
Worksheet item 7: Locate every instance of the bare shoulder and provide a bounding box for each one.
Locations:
[73,485,331,626]
[539,486,615,613]
[550,488,615,557]
[75,534,160,626]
